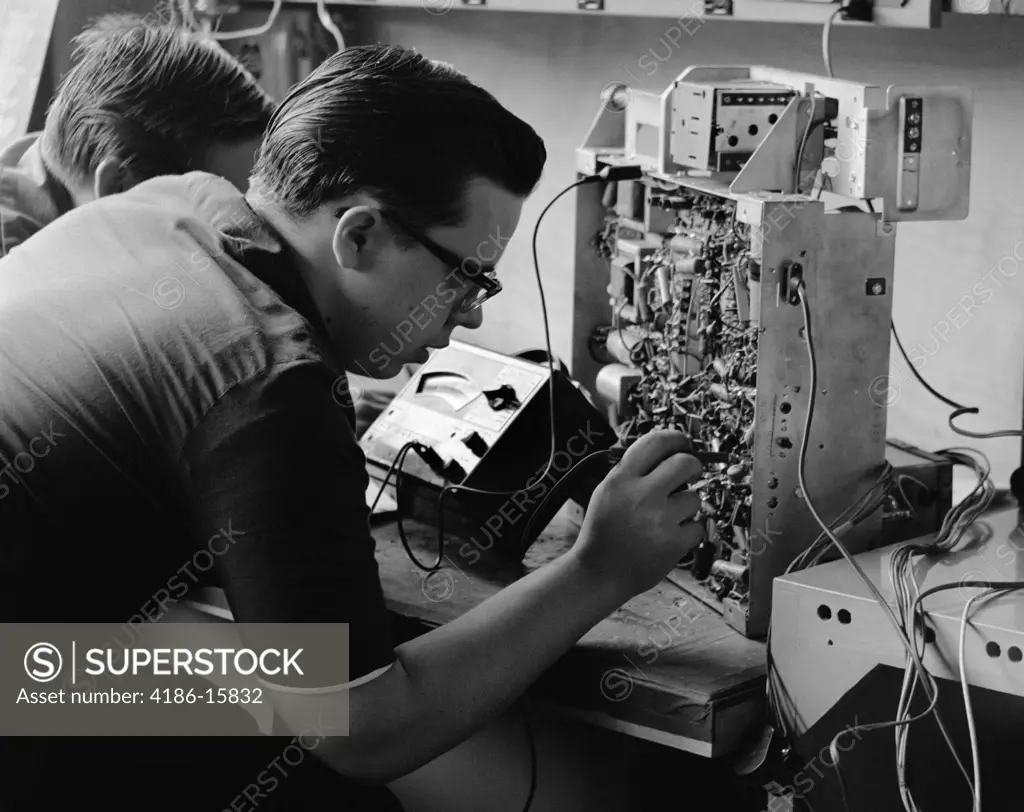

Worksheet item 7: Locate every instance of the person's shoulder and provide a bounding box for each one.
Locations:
[97,171,240,222]
[0,133,60,258]
[0,133,42,171]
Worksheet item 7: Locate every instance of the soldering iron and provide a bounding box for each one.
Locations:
[604,444,737,468]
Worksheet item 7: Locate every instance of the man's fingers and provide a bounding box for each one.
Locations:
[666,489,702,525]
[674,521,705,556]
[618,430,694,476]
[647,452,703,495]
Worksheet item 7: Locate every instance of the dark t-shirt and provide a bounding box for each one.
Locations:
[0,173,401,810]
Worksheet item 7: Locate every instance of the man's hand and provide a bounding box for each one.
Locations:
[573,429,704,600]
[260,428,708,786]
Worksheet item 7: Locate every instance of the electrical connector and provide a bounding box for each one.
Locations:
[595,165,644,183]
[780,261,804,306]
[411,443,444,471]
[841,0,873,23]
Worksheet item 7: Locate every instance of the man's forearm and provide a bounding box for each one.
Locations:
[326,541,628,783]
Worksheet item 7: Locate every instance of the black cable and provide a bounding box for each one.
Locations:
[518,448,617,554]
[369,440,417,516]
[424,175,609,562]
[442,176,593,505]
[891,322,1024,441]
[891,323,963,411]
[396,443,445,572]
[370,441,446,571]
[520,708,538,812]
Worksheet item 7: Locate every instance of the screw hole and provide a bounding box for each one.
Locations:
[1009,646,1022,663]
[780,402,792,414]
[837,609,851,625]
[986,641,1001,658]
[768,114,778,124]
[827,639,834,646]
[817,604,832,620]
[728,135,739,147]
[819,444,825,450]
[748,124,759,136]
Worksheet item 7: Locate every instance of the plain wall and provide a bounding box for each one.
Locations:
[335,8,1024,488]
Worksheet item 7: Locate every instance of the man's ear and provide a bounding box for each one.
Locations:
[332,206,386,271]
[92,157,132,199]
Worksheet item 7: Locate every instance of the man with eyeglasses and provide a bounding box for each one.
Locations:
[0,45,704,811]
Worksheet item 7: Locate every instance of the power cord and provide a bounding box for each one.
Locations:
[200,0,283,39]
[822,0,874,79]
[822,4,846,79]
[315,0,345,50]
[891,322,1024,441]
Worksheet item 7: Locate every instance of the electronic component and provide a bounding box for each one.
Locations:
[592,182,887,639]
[360,341,617,560]
[574,66,973,638]
[670,80,796,173]
[594,65,972,222]
[875,439,953,548]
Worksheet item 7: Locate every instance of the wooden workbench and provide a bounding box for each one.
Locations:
[372,508,767,759]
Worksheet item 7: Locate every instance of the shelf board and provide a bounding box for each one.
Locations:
[282,0,940,29]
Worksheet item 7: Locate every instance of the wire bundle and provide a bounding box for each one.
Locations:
[887,448,995,812]
[785,462,897,575]
[782,284,1010,812]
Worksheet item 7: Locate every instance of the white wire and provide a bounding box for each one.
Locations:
[887,448,993,811]
[822,5,845,78]
[206,0,283,40]
[795,285,976,798]
[958,591,987,812]
[316,0,346,51]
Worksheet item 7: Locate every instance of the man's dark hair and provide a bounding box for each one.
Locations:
[40,13,276,188]
[249,45,547,235]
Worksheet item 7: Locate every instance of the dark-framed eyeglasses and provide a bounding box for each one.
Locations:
[335,207,502,313]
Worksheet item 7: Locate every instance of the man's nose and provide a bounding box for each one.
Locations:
[451,305,484,330]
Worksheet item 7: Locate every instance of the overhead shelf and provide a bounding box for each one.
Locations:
[285,0,941,29]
